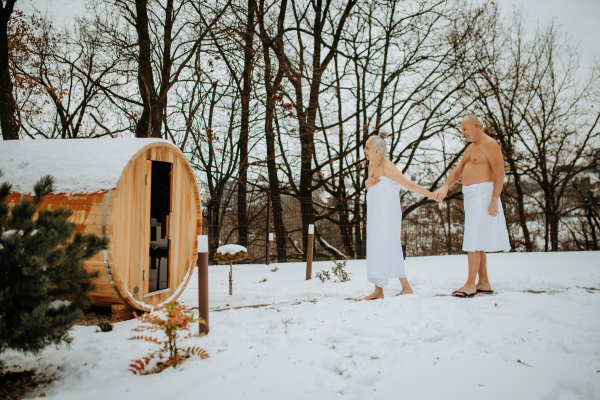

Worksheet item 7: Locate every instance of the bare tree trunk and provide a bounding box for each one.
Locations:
[155,0,174,137]
[134,0,160,138]
[237,0,256,248]
[548,201,559,251]
[258,0,287,261]
[207,194,222,261]
[281,0,356,258]
[0,0,19,140]
[333,54,352,255]
[586,203,598,250]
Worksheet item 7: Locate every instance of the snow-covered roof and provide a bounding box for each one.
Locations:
[0,138,170,195]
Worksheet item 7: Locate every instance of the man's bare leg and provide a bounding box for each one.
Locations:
[396,278,413,296]
[453,251,479,296]
[476,251,492,291]
[362,285,384,300]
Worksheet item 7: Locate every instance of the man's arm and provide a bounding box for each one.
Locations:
[484,140,505,217]
[433,147,470,201]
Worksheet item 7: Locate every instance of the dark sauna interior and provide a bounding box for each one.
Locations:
[149,161,172,294]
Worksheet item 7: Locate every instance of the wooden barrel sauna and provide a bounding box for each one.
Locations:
[0,139,202,312]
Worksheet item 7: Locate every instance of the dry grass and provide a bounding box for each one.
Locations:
[0,367,53,400]
[76,309,111,326]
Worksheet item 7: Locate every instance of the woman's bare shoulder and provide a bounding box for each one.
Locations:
[382,160,398,173]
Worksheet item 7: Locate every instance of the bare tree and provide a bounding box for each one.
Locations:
[461,8,600,251]
[272,0,357,256]
[257,0,289,260]
[1,0,19,140]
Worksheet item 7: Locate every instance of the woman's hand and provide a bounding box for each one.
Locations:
[365,172,380,190]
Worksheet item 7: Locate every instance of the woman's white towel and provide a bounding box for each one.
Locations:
[366,176,406,287]
[462,182,511,252]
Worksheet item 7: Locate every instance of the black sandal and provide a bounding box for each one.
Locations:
[452,291,476,298]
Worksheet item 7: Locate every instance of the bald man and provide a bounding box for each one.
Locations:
[434,116,510,297]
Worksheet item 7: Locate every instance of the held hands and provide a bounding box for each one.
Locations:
[365,171,380,189]
[488,199,499,217]
[433,186,449,202]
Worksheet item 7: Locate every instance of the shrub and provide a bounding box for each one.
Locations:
[128,302,209,375]
[97,321,113,332]
[213,250,248,262]
[315,270,330,283]
[331,256,352,282]
[0,173,108,364]
[315,258,352,283]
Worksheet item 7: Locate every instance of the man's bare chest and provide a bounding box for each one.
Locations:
[467,146,489,166]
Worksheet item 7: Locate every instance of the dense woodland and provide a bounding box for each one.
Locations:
[0,0,598,261]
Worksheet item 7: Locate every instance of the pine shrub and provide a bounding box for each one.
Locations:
[0,172,109,363]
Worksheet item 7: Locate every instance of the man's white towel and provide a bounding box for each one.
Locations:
[366,176,406,287]
[462,182,511,252]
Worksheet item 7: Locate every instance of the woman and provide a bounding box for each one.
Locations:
[362,131,438,300]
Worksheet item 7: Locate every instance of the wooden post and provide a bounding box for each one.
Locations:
[197,235,209,334]
[266,191,271,265]
[306,224,314,280]
[229,262,233,295]
[268,232,274,261]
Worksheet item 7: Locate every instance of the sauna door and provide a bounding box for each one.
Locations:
[147,161,172,294]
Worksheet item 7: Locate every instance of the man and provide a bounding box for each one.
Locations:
[434,116,510,297]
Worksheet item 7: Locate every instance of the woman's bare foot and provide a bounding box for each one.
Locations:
[362,286,384,300]
[360,295,383,301]
[396,278,413,296]
[476,281,492,292]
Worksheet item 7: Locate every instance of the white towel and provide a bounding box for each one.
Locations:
[462,182,511,252]
[366,177,406,287]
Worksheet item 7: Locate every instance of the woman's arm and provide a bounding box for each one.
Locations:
[383,162,435,199]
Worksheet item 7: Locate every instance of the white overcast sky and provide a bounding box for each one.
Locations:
[25,0,600,71]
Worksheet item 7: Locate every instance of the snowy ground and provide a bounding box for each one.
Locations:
[4,252,600,400]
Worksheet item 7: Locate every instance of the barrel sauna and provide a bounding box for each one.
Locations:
[0,139,202,314]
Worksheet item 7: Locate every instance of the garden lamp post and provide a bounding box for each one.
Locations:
[197,235,209,334]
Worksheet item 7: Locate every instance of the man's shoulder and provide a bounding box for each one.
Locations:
[483,136,501,150]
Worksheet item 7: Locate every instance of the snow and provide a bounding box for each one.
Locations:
[3,251,600,400]
[1,229,22,238]
[318,236,347,258]
[0,138,169,195]
[217,244,248,254]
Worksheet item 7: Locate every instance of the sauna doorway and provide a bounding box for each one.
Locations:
[148,161,172,295]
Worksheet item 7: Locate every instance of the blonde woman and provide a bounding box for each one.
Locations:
[362,131,439,300]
